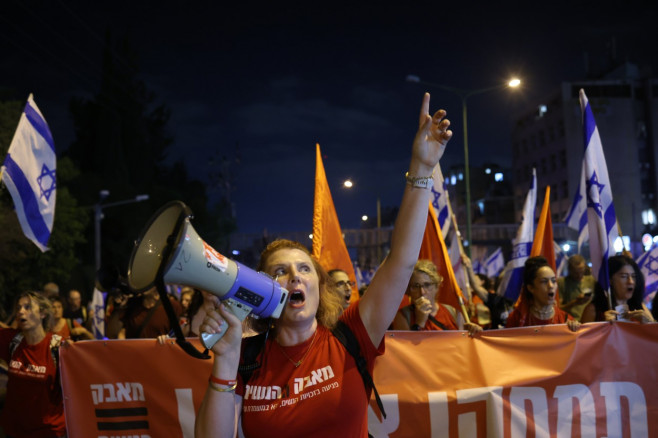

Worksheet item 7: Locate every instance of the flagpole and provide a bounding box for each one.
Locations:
[450,213,471,324]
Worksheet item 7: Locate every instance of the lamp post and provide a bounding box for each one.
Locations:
[94,190,149,271]
[343,179,383,265]
[406,75,521,256]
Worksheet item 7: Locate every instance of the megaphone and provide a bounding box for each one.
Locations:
[127,201,289,356]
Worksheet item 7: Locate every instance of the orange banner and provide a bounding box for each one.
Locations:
[60,323,658,437]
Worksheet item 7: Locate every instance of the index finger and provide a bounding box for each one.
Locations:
[419,92,430,127]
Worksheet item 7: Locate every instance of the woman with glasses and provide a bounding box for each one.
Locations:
[328,269,355,310]
[391,259,459,331]
[581,255,654,323]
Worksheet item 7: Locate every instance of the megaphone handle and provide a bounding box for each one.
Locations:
[200,298,253,350]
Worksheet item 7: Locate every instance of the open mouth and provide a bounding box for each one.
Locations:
[288,290,306,308]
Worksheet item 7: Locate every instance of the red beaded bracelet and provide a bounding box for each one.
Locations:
[209,375,237,387]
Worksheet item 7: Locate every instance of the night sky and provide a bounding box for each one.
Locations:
[2,1,657,234]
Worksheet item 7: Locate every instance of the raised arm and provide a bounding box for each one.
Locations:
[359,93,452,345]
[195,302,244,438]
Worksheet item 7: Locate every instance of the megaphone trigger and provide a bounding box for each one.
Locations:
[200,298,253,349]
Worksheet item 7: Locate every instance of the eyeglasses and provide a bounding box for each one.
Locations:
[335,280,356,288]
[409,282,438,290]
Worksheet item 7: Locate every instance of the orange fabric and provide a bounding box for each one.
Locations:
[516,186,558,311]
[60,324,658,437]
[530,186,556,270]
[312,143,358,302]
[418,202,464,311]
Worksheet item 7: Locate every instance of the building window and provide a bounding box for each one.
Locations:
[494,173,504,182]
[541,158,547,174]
[551,154,557,172]
[559,150,567,167]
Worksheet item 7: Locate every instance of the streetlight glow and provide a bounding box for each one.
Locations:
[343,179,353,188]
[361,215,368,221]
[406,74,523,256]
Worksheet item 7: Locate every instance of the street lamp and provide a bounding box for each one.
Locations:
[94,190,149,271]
[343,179,383,263]
[406,74,521,256]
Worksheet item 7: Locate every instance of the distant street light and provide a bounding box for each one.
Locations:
[344,179,383,263]
[94,190,149,271]
[406,74,521,256]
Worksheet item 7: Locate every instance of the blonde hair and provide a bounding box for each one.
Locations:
[412,259,443,285]
[250,239,344,332]
[16,291,54,331]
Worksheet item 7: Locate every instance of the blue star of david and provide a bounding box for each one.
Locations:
[646,254,658,277]
[585,171,605,218]
[36,163,56,201]
[431,186,441,209]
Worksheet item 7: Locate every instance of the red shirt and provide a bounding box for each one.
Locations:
[505,306,572,328]
[237,303,384,437]
[0,329,66,438]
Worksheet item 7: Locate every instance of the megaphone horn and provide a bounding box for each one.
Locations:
[127,201,289,356]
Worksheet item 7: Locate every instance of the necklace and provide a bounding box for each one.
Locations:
[532,305,555,319]
[276,330,318,368]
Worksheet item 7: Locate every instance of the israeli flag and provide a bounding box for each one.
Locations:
[564,177,588,253]
[636,247,658,298]
[554,241,567,278]
[1,95,56,252]
[497,168,537,300]
[485,247,505,278]
[579,89,618,291]
[431,164,451,239]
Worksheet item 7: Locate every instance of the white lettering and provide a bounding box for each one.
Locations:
[428,391,449,436]
[600,381,648,438]
[175,388,195,438]
[90,383,145,405]
[367,394,400,437]
[553,384,596,438]
[9,360,21,369]
[509,387,549,438]
[456,386,504,438]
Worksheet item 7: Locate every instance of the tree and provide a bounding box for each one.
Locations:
[66,33,235,291]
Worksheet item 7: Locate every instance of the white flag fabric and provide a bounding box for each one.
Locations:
[564,177,588,253]
[497,169,537,300]
[554,241,567,278]
[1,95,56,251]
[431,164,452,239]
[90,288,106,339]
[579,89,619,291]
[484,247,505,278]
[448,231,470,301]
[636,247,658,298]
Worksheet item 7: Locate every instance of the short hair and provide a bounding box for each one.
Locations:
[413,259,443,285]
[251,239,344,332]
[328,269,347,278]
[42,282,60,299]
[16,291,54,331]
[568,254,586,269]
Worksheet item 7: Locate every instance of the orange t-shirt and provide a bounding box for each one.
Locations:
[237,303,384,437]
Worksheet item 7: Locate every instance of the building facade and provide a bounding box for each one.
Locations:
[511,63,658,251]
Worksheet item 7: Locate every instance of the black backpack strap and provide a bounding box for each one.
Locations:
[428,314,449,331]
[237,331,269,384]
[332,320,386,419]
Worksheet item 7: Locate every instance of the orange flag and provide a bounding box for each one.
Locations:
[530,186,556,271]
[418,202,465,312]
[515,185,558,310]
[312,144,358,302]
